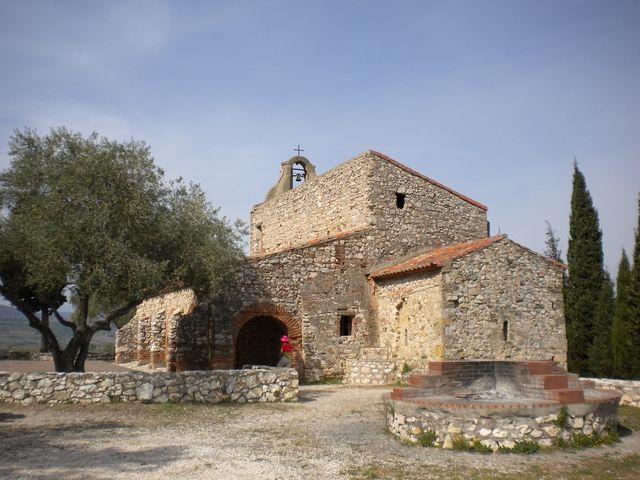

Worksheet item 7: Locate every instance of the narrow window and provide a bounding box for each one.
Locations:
[340,315,353,336]
[404,328,408,346]
[255,224,263,253]
[396,192,406,209]
[502,320,509,341]
[335,244,345,268]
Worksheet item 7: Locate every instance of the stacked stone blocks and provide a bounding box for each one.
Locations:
[0,369,298,405]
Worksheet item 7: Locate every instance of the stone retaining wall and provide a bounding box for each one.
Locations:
[386,398,619,451]
[0,368,298,405]
[345,358,395,385]
[584,378,640,407]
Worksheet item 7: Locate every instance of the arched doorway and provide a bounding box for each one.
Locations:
[234,316,287,368]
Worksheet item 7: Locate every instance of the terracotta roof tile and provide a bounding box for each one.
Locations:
[367,149,488,211]
[369,235,507,279]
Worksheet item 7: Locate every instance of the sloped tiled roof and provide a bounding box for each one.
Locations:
[368,149,488,211]
[369,235,507,279]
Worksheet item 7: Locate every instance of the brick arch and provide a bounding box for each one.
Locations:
[232,303,303,374]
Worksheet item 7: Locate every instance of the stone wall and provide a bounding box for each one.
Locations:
[373,270,445,370]
[115,316,137,364]
[213,231,376,382]
[250,152,374,255]
[586,378,640,407]
[386,397,619,451]
[250,150,488,263]
[441,238,566,364]
[0,368,298,405]
[367,151,488,263]
[344,348,396,384]
[115,289,210,371]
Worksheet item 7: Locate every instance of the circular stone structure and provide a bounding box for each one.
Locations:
[385,360,621,451]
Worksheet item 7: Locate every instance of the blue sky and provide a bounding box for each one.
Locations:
[1,0,639,276]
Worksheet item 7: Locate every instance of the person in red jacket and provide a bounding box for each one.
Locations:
[277,335,292,368]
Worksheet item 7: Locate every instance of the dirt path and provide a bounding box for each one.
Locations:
[1,385,638,479]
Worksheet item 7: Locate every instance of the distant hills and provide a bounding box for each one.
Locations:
[0,304,115,353]
[0,304,24,319]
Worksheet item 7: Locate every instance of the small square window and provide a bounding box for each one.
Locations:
[339,315,353,336]
[396,192,406,209]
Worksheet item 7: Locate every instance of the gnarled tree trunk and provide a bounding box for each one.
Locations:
[39,308,50,353]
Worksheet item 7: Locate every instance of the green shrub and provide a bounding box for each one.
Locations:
[600,430,620,445]
[571,430,619,448]
[553,436,569,448]
[417,430,437,447]
[571,432,598,448]
[552,429,619,450]
[554,405,569,427]
[498,440,540,454]
[451,435,492,453]
[401,363,411,375]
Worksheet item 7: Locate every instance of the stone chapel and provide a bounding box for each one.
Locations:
[115,150,567,383]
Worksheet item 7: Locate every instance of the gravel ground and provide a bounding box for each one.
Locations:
[0,384,638,480]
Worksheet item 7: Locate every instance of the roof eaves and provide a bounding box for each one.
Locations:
[369,235,507,280]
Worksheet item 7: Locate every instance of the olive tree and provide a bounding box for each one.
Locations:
[0,127,244,372]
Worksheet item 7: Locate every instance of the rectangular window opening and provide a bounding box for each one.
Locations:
[335,244,345,268]
[339,315,353,336]
[396,192,406,209]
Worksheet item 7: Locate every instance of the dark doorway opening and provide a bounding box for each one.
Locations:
[235,316,287,368]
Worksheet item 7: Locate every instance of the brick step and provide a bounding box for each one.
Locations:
[525,360,555,375]
[390,387,425,400]
[541,374,570,390]
[527,374,568,389]
[408,373,440,388]
[543,388,585,404]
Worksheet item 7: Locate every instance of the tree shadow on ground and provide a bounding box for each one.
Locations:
[0,412,26,422]
[0,420,187,480]
[297,387,337,403]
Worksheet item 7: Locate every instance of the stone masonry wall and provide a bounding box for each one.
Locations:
[441,238,566,364]
[115,289,210,371]
[213,231,375,382]
[0,369,298,405]
[344,348,396,384]
[367,152,488,263]
[586,378,640,407]
[250,152,374,255]
[374,270,445,371]
[386,398,619,451]
[250,151,488,264]
[115,316,138,364]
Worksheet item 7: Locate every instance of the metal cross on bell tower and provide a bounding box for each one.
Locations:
[293,144,304,157]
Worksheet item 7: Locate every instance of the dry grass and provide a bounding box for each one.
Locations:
[345,454,640,480]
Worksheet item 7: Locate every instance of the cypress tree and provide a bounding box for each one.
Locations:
[589,271,614,377]
[543,220,563,262]
[565,162,604,376]
[627,195,640,378]
[611,250,632,378]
